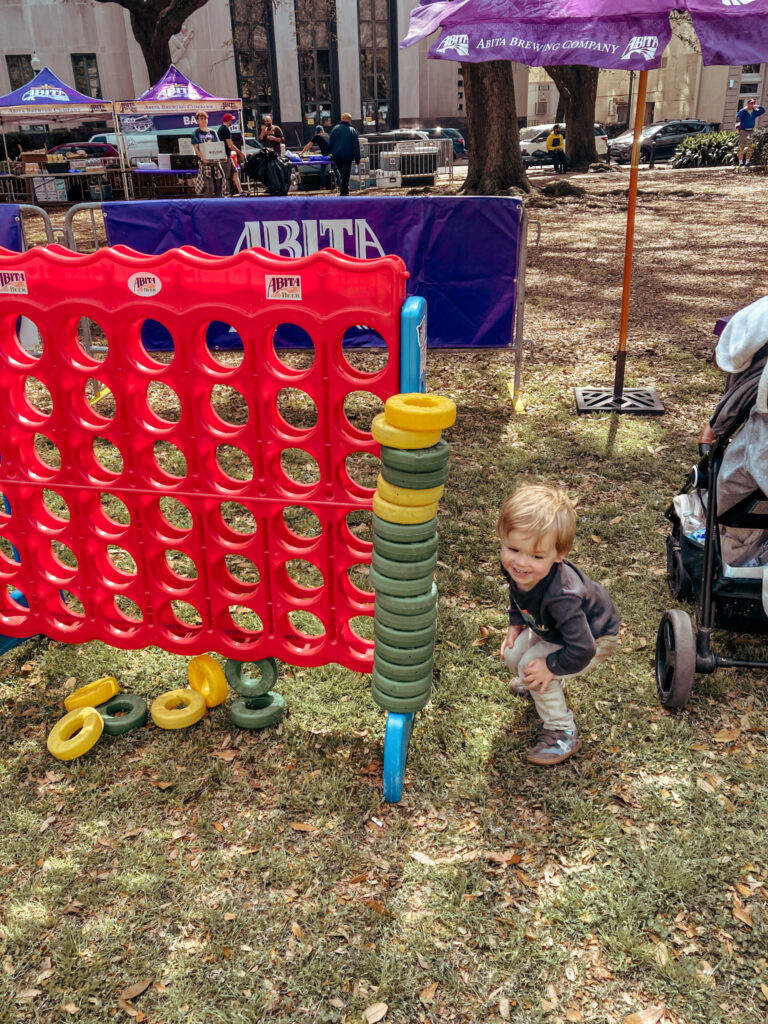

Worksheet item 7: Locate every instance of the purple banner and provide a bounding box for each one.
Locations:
[0,207,22,252]
[102,195,523,349]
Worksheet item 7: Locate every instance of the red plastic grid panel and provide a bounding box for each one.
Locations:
[0,244,408,670]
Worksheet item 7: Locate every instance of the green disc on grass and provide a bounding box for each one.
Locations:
[370,566,434,598]
[380,440,450,473]
[374,636,435,664]
[372,532,437,562]
[379,463,449,490]
[372,549,437,580]
[374,618,436,648]
[230,692,285,729]
[374,601,437,631]
[375,582,438,615]
[374,652,433,682]
[95,694,148,736]
[225,657,277,698]
[372,514,438,543]
[371,683,432,713]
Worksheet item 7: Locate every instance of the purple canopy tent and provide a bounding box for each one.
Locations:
[114,65,243,139]
[403,0,768,414]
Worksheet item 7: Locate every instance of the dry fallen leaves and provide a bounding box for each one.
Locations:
[623,1004,666,1024]
[419,981,439,1005]
[119,979,152,1001]
[410,851,436,866]
[365,1001,388,1023]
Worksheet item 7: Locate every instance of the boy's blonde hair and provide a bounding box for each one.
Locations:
[497,484,577,556]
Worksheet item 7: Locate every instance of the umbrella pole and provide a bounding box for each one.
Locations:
[574,68,663,415]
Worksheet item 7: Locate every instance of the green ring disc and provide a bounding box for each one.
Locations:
[375,582,438,614]
[373,653,433,681]
[374,601,437,631]
[374,637,435,664]
[380,463,449,489]
[372,549,437,580]
[372,667,433,697]
[370,566,434,598]
[380,439,450,473]
[374,618,436,647]
[372,515,438,543]
[230,692,285,729]
[225,657,278,698]
[371,684,431,713]
[372,532,437,562]
[95,694,148,736]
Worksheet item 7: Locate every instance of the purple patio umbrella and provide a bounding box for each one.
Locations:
[403,0,768,413]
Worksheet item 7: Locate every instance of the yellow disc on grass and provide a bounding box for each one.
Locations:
[151,688,207,730]
[47,707,104,761]
[372,493,439,525]
[371,413,441,451]
[64,675,119,712]
[384,394,456,432]
[376,474,444,506]
[187,654,228,708]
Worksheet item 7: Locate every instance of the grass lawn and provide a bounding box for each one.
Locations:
[1,167,767,1024]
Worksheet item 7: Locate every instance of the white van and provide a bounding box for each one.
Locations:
[89,132,159,162]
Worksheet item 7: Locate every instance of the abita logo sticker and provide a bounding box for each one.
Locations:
[127,272,162,296]
[266,274,302,300]
[0,270,27,294]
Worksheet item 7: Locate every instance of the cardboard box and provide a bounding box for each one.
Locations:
[199,141,226,161]
[374,170,402,189]
[90,184,113,201]
[157,154,172,170]
[178,138,194,155]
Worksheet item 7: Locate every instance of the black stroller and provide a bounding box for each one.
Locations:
[241,142,294,196]
[656,328,768,707]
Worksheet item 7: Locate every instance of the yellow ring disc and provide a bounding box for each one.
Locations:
[371,413,442,451]
[376,475,444,507]
[187,655,228,708]
[47,707,104,761]
[384,394,456,431]
[151,688,207,730]
[64,676,119,712]
[372,493,439,524]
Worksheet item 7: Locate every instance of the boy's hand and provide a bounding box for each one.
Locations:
[500,624,523,659]
[522,658,555,692]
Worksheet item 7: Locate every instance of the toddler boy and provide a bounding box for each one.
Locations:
[498,484,620,765]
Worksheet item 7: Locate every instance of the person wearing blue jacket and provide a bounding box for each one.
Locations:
[736,98,766,167]
[329,113,360,196]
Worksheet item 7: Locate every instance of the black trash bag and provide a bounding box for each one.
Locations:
[241,145,292,196]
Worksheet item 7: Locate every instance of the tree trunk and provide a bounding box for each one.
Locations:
[92,0,211,85]
[463,61,530,194]
[544,65,599,172]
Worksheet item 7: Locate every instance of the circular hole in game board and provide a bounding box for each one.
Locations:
[164,549,198,581]
[146,381,181,423]
[285,558,324,590]
[216,444,253,483]
[345,509,372,545]
[343,390,384,434]
[13,316,43,359]
[24,376,52,418]
[219,501,257,536]
[85,378,114,420]
[138,321,175,366]
[347,614,374,643]
[272,326,315,371]
[282,505,322,539]
[206,322,243,365]
[159,496,193,532]
[154,440,187,479]
[280,448,320,486]
[101,492,131,526]
[276,388,318,432]
[228,605,263,633]
[288,610,325,640]
[0,536,16,564]
[6,583,27,609]
[345,451,379,490]
[225,554,260,586]
[108,545,137,576]
[93,438,124,475]
[170,600,203,628]
[114,596,143,622]
[76,317,109,363]
[341,328,388,375]
[51,540,78,572]
[59,590,85,617]
[43,489,70,522]
[347,562,374,595]
[211,384,248,427]
[34,433,61,470]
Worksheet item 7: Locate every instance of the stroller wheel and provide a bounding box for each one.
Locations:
[655,609,696,707]
[666,535,693,600]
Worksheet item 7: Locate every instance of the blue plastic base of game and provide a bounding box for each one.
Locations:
[0,588,32,655]
[383,711,414,802]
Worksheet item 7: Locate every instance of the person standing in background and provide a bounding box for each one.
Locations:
[300,124,333,190]
[329,113,360,196]
[191,111,223,197]
[217,113,246,196]
[736,98,766,167]
[546,124,567,174]
[259,115,284,154]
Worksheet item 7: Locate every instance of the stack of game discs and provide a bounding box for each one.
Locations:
[370,394,456,713]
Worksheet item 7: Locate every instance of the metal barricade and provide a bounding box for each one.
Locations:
[16,204,61,250]
[64,202,107,252]
[365,140,453,189]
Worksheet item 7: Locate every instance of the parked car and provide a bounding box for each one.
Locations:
[89,132,160,162]
[48,141,121,166]
[424,127,467,156]
[520,123,608,166]
[608,119,715,163]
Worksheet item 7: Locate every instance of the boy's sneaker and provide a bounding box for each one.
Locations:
[526,727,582,765]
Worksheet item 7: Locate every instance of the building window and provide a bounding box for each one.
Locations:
[71,54,102,98]
[295,0,338,137]
[739,83,759,95]
[358,0,391,131]
[742,64,761,75]
[231,0,278,128]
[6,55,33,91]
